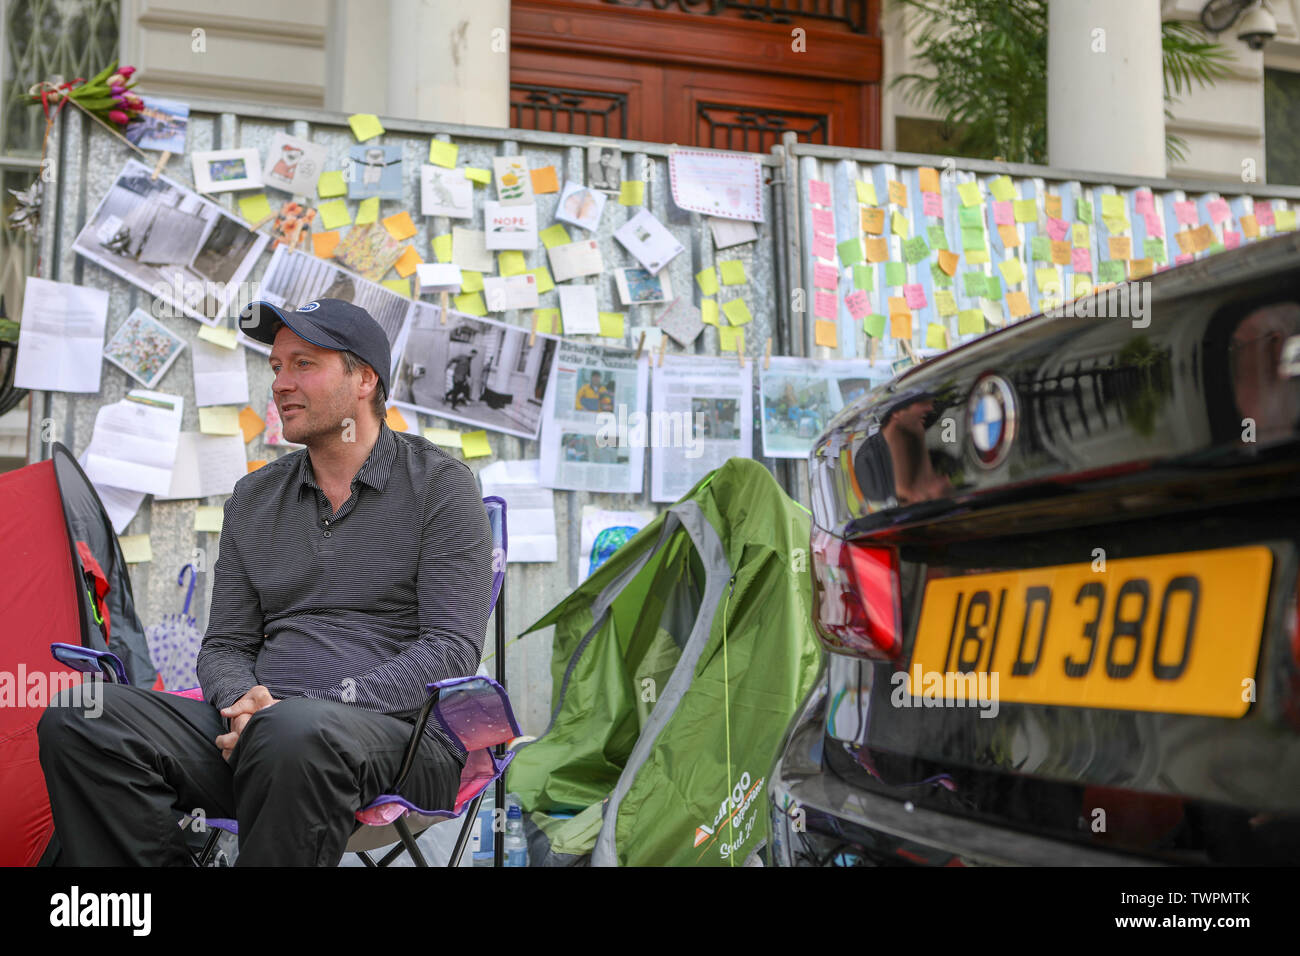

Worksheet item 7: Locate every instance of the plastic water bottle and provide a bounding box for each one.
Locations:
[503,796,527,867]
[471,792,494,866]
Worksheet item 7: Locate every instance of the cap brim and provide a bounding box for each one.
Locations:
[240,301,348,352]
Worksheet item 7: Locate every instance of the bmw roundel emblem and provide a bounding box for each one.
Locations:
[966,374,1017,468]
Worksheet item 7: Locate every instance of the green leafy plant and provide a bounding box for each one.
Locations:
[890,0,1233,166]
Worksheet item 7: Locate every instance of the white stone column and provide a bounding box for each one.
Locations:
[1048,0,1166,178]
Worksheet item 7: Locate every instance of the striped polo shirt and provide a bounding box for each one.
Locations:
[196,420,494,765]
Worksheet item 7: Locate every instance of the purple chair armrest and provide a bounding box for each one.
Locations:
[50,642,129,685]
[426,676,522,753]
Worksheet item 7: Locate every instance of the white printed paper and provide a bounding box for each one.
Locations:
[483,274,539,312]
[579,506,655,584]
[479,459,557,563]
[416,263,463,293]
[483,201,538,250]
[557,285,600,335]
[669,149,764,222]
[613,209,684,275]
[83,390,185,496]
[547,239,603,282]
[192,338,250,407]
[421,166,474,219]
[493,156,535,207]
[13,277,109,393]
[156,432,248,500]
[709,216,759,249]
[452,227,496,273]
[263,132,327,195]
[651,355,752,503]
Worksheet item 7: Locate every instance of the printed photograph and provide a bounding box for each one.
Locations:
[191,148,263,193]
[561,433,628,464]
[555,181,607,232]
[760,376,833,448]
[124,96,189,153]
[691,397,741,441]
[587,145,622,193]
[573,369,616,413]
[615,267,673,305]
[102,308,187,389]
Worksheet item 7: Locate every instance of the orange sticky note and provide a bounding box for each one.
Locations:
[918,167,940,193]
[1108,236,1132,260]
[864,237,889,263]
[861,207,885,235]
[815,319,838,348]
[386,405,409,431]
[1191,224,1214,252]
[937,249,959,275]
[1240,214,1259,238]
[312,230,340,258]
[1174,230,1196,255]
[238,406,265,444]
[997,224,1020,248]
[1044,194,1062,219]
[530,166,559,194]
[889,300,911,339]
[246,460,267,474]
[1130,258,1154,279]
[888,180,907,207]
[394,245,423,278]
[383,211,417,241]
[1006,290,1031,318]
[1050,240,1071,265]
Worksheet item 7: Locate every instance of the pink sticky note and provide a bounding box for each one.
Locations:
[922,191,944,218]
[903,283,927,310]
[1144,210,1164,239]
[1207,198,1230,224]
[1046,217,1069,241]
[814,289,837,319]
[811,232,836,260]
[1071,247,1092,273]
[813,263,839,290]
[1174,201,1198,226]
[1224,230,1241,249]
[1255,201,1274,227]
[845,289,869,320]
[1134,190,1154,215]
[992,201,1014,226]
[809,179,831,206]
[812,208,835,234]
[1175,253,1194,266]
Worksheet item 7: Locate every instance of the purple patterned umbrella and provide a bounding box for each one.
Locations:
[145,564,202,691]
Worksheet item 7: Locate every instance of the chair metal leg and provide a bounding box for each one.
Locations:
[355,850,377,867]
[376,841,408,867]
[393,815,428,867]
[192,828,223,867]
[450,791,485,868]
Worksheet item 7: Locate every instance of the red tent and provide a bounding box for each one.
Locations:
[0,444,151,865]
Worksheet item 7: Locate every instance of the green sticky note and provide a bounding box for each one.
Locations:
[317,200,351,230]
[958,309,984,335]
[428,139,458,168]
[540,224,570,249]
[499,250,526,277]
[460,270,483,293]
[998,257,1025,286]
[1100,194,1126,219]
[958,206,984,228]
[1207,241,1225,255]
[930,261,953,288]
[1144,238,1167,263]
[902,235,930,264]
[237,193,273,224]
[884,261,906,287]
[454,291,487,316]
[460,430,492,459]
[1077,198,1093,224]
[989,175,1016,202]
[985,275,1002,299]
[381,278,411,297]
[891,211,909,238]
[534,308,560,334]
[958,182,982,207]
[619,181,644,206]
[856,180,878,205]
[1098,260,1126,284]
[529,267,554,294]
[925,322,949,349]
[355,197,379,226]
[853,264,873,291]
[348,113,384,142]
[961,226,986,252]
[718,260,747,285]
[195,506,224,533]
[1013,199,1039,223]
[1031,235,1051,261]
[963,272,987,297]
[837,238,864,266]
[432,233,453,263]
[863,313,886,338]
[701,299,719,326]
[598,312,625,337]
[317,170,347,198]
[463,167,491,185]
[696,268,719,295]
[927,224,949,251]
[722,298,753,325]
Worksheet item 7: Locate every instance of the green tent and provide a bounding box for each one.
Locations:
[507,458,823,866]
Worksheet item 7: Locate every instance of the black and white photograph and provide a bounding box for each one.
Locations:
[191,148,264,193]
[587,144,623,194]
[392,303,558,439]
[72,158,270,325]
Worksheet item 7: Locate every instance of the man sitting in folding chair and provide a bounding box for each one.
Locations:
[39,298,495,867]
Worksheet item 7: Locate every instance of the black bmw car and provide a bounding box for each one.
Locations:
[768,230,1300,866]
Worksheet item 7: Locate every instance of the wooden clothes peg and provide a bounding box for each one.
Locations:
[529,312,538,347]
[440,291,449,325]
[150,151,170,181]
[763,337,772,370]
[635,330,646,359]
[657,336,667,368]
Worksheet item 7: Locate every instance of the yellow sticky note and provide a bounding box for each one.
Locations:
[1108,236,1132,260]
[317,171,346,198]
[1100,194,1126,219]
[919,167,940,194]
[199,406,241,436]
[348,113,385,142]
[246,460,266,474]
[454,292,487,316]
[966,248,989,265]
[423,428,463,449]
[428,139,458,168]
[925,323,949,349]
[864,238,889,263]
[313,230,340,258]
[432,233,453,262]
[1036,267,1061,292]
[1072,223,1090,248]
[464,167,491,185]
[718,326,744,353]
[318,200,351,230]
[598,312,625,337]
[998,257,1025,286]
[499,250,526,277]
[119,534,152,564]
[891,211,909,238]
[619,181,645,206]
[696,268,719,295]
[935,289,958,316]
[1006,290,1031,318]
[531,166,559,194]
[989,175,1016,202]
[888,180,907,207]
[238,405,265,444]
[533,308,560,334]
[540,223,570,249]
[238,194,272,224]
[195,506,224,533]
[1044,194,1062,219]
[937,249,959,275]
[997,224,1021,248]
[958,309,984,335]
[856,180,878,205]
[382,278,411,297]
[461,430,492,459]
[1013,199,1038,223]
[722,298,753,326]
[814,319,838,348]
[958,182,982,207]
[701,299,719,326]
[356,197,379,226]
[461,270,484,293]
[386,406,409,431]
[718,260,747,285]
[383,211,417,241]
[529,267,554,294]
[198,325,238,350]
[861,207,885,235]
[393,246,422,278]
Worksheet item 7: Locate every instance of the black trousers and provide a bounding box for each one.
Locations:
[37,684,462,866]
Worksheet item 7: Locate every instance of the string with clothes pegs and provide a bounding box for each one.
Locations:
[869,336,878,363]
[763,337,772,370]
[440,290,449,325]
[150,151,170,181]
[657,336,667,368]
[635,330,646,359]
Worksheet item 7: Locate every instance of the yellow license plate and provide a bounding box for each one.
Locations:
[909,546,1274,718]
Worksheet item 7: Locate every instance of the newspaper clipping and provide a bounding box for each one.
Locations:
[759,357,891,459]
[650,355,753,503]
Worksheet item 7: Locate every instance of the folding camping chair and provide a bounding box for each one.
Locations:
[50,496,519,868]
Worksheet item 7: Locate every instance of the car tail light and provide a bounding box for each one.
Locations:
[810,528,902,659]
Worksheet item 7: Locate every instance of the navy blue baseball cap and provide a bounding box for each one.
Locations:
[240,298,391,401]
